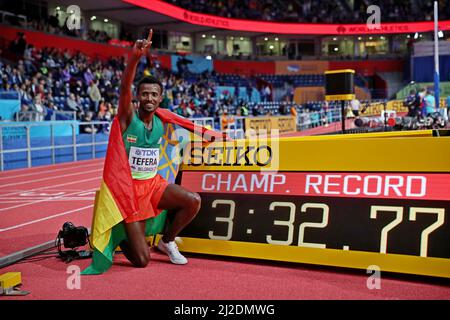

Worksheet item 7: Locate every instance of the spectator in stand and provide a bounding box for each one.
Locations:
[72,80,84,97]
[240,103,249,117]
[18,83,33,105]
[31,95,46,121]
[48,12,60,31]
[278,102,288,115]
[16,103,31,121]
[61,65,71,83]
[263,85,271,102]
[403,89,421,118]
[10,68,24,86]
[302,109,312,129]
[47,101,58,112]
[66,93,81,113]
[418,87,427,115]
[192,108,204,118]
[2,81,12,92]
[96,108,111,133]
[350,98,361,117]
[84,68,95,85]
[346,102,355,118]
[290,104,298,119]
[80,111,98,134]
[88,80,101,112]
[423,90,436,117]
[23,45,37,74]
[220,108,235,130]
[9,32,27,57]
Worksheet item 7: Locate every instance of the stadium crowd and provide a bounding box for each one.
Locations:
[2,0,449,132]
[3,36,447,132]
[164,0,450,23]
[3,0,450,49]
[1,41,306,129]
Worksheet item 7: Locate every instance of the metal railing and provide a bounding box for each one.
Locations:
[0,11,27,25]
[0,120,110,171]
[14,111,77,122]
[190,117,215,129]
[297,108,343,131]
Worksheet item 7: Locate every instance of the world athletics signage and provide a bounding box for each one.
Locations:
[124,0,450,35]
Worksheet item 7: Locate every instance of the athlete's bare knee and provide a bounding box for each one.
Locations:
[132,252,150,268]
[189,192,201,215]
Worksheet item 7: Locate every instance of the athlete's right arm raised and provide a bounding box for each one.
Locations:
[118,30,153,133]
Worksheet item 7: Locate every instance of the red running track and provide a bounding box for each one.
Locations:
[0,159,103,258]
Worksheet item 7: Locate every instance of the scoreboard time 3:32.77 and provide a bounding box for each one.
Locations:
[176,133,450,278]
[181,171,448,257]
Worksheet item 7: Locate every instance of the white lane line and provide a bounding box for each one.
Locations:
[0,161,103,181]
[0,158,103,176]
[0,196,95,200]
[0,198,95,203]
[0,177,101,199]
[0,189,94,194]
[0,168,102,189]
[0,190,96,199]
[0,187,98,212]
[0,205,94,233]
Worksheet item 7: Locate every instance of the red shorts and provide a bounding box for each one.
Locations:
[124,174,169,224]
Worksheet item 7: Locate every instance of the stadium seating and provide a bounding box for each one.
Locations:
[162,0,450,23]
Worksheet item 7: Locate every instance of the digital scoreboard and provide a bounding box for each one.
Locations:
[324,69,355,101]
[177,130,450,278]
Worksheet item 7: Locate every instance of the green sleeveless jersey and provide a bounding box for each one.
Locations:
[122,112,164,180]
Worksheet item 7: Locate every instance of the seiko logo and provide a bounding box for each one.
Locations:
[187,145,273,167]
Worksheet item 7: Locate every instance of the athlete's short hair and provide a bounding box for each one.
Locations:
[137,75,163,94]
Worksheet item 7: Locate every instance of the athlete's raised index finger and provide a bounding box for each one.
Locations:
[147,29,153,42]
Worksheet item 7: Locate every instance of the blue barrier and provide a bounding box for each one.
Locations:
[1,121,79,139]
[0,99,20,121]
[1,133,109,171]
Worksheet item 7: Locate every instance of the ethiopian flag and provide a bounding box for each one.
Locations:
[82,109,225,275]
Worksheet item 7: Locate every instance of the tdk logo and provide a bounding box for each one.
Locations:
[141,149,158,156]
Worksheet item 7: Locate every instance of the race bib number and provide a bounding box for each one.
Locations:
[129,146,159,175]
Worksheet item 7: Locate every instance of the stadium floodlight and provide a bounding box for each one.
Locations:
[414,32,419,39]
[264,37,268,41]
[275,38,279,41]
[90,16,96,21]
[202,34,206,38]
[240,37,244,41]
[438,31,444,38]
[212,35,216,39]
[104,19,109,22]
[205,55,212,60]
[56,6,61,11]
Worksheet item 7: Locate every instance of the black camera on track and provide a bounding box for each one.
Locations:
[56,222,91,263]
